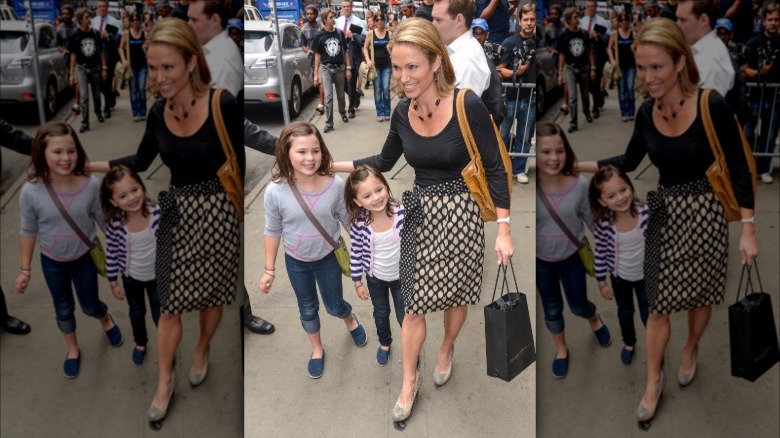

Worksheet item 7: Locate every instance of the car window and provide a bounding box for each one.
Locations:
[38,26,57,49]
[0,31,28,53]
[282,27,298,49]
[245,30,274,53]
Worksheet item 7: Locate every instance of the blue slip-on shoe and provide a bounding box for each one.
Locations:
[621,346,635,365]
[64,350,81,379]
[376,346,390,366]
[132,346,146,365]
[308,351,325,379]
[349,313,367,347]
[105,313,123,347]
[593,314,612,347]
[552,350,569,379]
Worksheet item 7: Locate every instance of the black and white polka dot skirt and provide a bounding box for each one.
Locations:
[157,178,240,314]
[645,179,728,315]
[400,178,484,315]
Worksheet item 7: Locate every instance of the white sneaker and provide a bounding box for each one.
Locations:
[761,173,773,184]
[377,117,384,122]
[515,173,529,184]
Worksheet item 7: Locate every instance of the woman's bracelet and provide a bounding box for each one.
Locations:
[19,270,31,277]
[265,271,275,278]
[355,282,364,289]
[264,266,275,271]
[20,267,31,271]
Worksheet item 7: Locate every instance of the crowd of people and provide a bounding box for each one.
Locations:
[544,0,778,184]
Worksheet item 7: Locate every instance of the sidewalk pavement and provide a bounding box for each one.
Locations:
[537,92,780,437]
[0,93,243,437]
[243,89,537,436]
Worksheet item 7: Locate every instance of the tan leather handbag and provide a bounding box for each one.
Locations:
[700,88,757,222]
[456,88,513,222]
[212,88,244,221]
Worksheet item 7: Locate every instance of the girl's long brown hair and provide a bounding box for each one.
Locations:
[27,122,88,182]
[99,164,152,224]
[344,164,398,225]
[271,121,333,182]
[588,164,643,225]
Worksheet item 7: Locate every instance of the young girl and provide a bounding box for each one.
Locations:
[535,121,611,379]
[588,165,649,366]
[100,165,161,366]
[345,165,405,366]
[259,121,366,379]
[15,122,122,379]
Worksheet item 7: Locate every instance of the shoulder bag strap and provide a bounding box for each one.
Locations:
[535,183,584,249]
[699,88,726,165]
[455,88,480,162]
[287,180,339,250]
[370,30,375,64]
[43,180,95,249]
[211,88,237,165]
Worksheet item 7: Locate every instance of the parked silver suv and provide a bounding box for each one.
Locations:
[243,20,314,118]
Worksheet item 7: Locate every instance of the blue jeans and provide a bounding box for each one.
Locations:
[122,275,160,347]
[41,252,108,334]
[130,66,148,118]
[618,66,636,118]
[285,252,353,334]
[610,275,648,347]
[366,275,404,347]
[373,67,392,118]
[746,95,780,175]
[536,252,597,334]
[500,92,536,175]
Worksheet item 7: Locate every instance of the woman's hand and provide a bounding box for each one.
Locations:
[259,272,275,293]
[366,60,373,69]
[15,272,30,294]
[122,60,129,69]
[495,230,514,266]
[739,224,759,266]
[355,284,369,300]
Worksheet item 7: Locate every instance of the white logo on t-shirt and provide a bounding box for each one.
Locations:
[569,37,584,57]
[325,37,341,58]
[80,37,96,57]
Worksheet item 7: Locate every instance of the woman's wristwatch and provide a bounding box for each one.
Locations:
[496,217,511,225]
[740,217,755,224]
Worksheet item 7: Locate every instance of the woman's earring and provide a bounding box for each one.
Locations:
[189,70,194,82]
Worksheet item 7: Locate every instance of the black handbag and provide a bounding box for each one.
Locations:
[728,261,780,382]
[484,261,536,382]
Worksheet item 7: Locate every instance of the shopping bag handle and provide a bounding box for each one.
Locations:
[735,258,763,303]
[491,258,519,306]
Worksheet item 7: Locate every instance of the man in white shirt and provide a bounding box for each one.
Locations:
[579,0,610,118]
[335,0,365,118]
[188,0,243,97]
[91,0,122,118]
[432,0,490,96]
[676,0,735,96]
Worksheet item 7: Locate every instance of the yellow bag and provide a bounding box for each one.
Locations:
[212,88,244,221]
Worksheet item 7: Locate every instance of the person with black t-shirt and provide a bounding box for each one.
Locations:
[742,1,779,184]
[499,2,536,184]
[313,8,351,133]
[69,7,107,133]
[557,7,595,133]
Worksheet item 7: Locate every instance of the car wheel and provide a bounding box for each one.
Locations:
[536,77,546,116]
[289,79,302,118]
[44,78,58,121]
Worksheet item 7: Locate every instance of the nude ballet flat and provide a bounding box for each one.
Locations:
[677,345,698,387]
[636,372,664,422]
[392,371,421,422]
[148,373,176,422]
[433,345,454,387]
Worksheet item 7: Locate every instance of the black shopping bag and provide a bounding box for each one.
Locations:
[485,262,536,382]
[729,262,780,382]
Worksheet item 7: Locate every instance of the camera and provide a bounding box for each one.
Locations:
[513,39,535,66]
[758,39,779,64]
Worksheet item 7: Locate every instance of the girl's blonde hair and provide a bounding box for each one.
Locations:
[271,121,333,182]
[633,18,700,97]
[388,18,456,98]
[344,165,398,225]
[27,122,88,182]
[145,18,212,98]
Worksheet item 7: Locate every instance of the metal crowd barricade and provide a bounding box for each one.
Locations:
[745,82,779,159]
[502,82,536,159]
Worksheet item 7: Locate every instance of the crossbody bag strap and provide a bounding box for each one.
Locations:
[287,180,339,250]
[211,88,237,165]
[43,180,95,249]
[370,30,375,64]
[535,184,584,249]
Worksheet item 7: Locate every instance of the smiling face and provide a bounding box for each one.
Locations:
[44,135,78,179]
[288,134,323,178]
[391,43,440,100]
[353,174,390,214]
[536,134,567,178]
[597,175,634,214]
[147,43,196,99]
[635,43,684,99]
[109,174,146,214]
